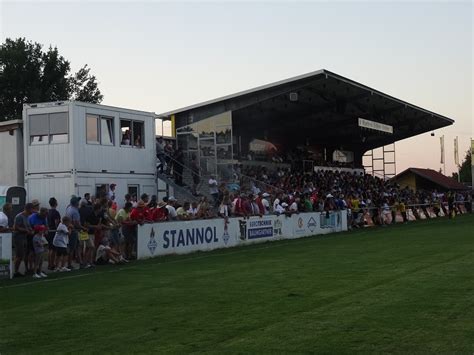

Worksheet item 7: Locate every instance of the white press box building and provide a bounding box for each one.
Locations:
[21,101,160,211]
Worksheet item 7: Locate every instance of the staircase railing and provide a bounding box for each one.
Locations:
[158,152,285,198]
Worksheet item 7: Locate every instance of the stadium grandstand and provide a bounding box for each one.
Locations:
[158,69,454,183]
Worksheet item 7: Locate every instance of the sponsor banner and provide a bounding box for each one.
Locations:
[313,166,365,175]
[0,233,13,279]
[137,218,238,259]
[358,118,393,134]
[237,215,288,242]
[137,212,348,259]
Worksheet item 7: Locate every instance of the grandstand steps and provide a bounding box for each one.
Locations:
[156,172,201,203]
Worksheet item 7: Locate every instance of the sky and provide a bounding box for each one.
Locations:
[1,0,472,175]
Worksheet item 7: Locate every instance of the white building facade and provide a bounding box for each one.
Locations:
[0,120,24,187]
[23,101,157,212]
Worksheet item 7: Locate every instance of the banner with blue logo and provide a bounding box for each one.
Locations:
[0,233,13,279]
[137,218,239,258]
[137,212,347,259]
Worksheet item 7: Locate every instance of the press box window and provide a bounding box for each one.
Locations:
[86,114,114,145]
[120,119,144,148]
[30,112,68,145]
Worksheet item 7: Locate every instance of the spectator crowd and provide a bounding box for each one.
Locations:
[0,164,471,279]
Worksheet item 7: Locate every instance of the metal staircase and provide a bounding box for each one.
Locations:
[156,154,214,203]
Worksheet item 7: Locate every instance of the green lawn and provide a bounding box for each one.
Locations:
[1,215,473,354]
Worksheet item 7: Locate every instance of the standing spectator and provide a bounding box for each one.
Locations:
[123,194,132,209]
[47,198,61,270]
[149,201,168,222]
[273,193,282,213]
[106,200,121,252]
[85,204,104,264]
[53,216,71,272]
[208,175,219,207]
[27,207,48,273]
[218,196,231,218]
[156,137,167,173]
[116,202,136,260]
[289,197,299,213]
[140,193,150,205]
[83,193,93,206]
[65,197,84,269]
[261,193,271,215]
[0,203,13,232]
[32,225,48,278]
[108,183,117,201]
[164,140,174,175]
[128,201,147,259]
[303,194,313,212]
[31,199,40,213]
[13,203,34,277]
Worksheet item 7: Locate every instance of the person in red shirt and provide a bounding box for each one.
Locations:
[149,202,168,222]
[130,201,148,225]
[255,192,265,215]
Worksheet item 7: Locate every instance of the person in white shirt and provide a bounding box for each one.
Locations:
[208,175,219,207]
[166,196,178,220]
[273,193,282,212]
[274,202,286,215]
[289,199,298,213]
[218,197,231,218]
[261,193,270,215]
[0,212,9,232]
[187,201,199,217]
[53,216,71,272]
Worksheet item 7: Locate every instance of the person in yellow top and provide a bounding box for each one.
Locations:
[398,199,407,223]
[351,195,360,221]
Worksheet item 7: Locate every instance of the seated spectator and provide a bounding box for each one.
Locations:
[177,202,191,220]
[95,238,124,265]
[165,197,178,221]
[197,196,213,219]
[187,201,199,218]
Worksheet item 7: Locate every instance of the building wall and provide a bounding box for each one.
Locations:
[26,174,75,213]
[72,103,156,175]
[23,101,158,211]
[23,104,73,174]
[0,129,23,186]
[395,173,417,191]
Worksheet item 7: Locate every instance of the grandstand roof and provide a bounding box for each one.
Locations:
[394,167,467,191]
[160,69,455,151]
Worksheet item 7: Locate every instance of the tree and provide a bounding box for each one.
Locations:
[457,149,472,183]
[0,38,103,121]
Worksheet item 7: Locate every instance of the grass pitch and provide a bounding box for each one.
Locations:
[1,215,473,354]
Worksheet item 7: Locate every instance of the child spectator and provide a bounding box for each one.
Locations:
[53,216,71,272]
[32,225,48,279]
[96,238,122,265]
